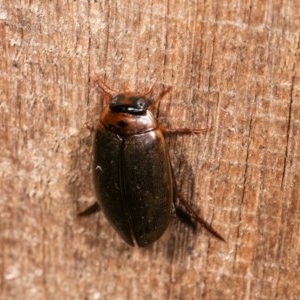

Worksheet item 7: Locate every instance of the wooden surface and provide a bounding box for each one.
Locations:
[1,1,300,299]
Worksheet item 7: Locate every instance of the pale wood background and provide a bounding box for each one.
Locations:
[1,1,300,299]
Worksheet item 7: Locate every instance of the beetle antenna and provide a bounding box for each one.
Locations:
[143,73,162,96]
[94,77,116,95]
[152,86,172,111]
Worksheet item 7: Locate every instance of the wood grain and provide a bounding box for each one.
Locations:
[1,1,299,299]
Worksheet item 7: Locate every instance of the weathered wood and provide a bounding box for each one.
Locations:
[1,1,299,299]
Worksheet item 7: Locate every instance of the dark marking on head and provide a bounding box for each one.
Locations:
[117,120,128,127]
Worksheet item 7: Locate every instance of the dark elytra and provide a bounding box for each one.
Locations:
[79,79,224,247]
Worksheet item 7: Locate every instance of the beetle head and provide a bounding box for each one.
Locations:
[109,93,152,115]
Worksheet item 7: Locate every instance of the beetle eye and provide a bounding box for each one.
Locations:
[136,99,144,108]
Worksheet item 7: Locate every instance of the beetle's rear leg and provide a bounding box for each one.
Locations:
[78,202,100,217]
[175,205,197,232]
[175,191,225,242]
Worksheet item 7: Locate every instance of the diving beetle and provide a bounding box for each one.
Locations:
[79,79,224,247]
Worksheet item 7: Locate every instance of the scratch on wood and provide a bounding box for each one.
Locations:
[281,74,295,189]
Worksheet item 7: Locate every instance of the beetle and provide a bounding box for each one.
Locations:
[79,79,224,247]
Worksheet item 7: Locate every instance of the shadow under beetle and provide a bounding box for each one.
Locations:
[79,79,224,247]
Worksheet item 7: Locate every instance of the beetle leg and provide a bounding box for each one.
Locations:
[174,190,225,242]
[78,202,101,217]
[162,127,209,134]
[175,206,197,232]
